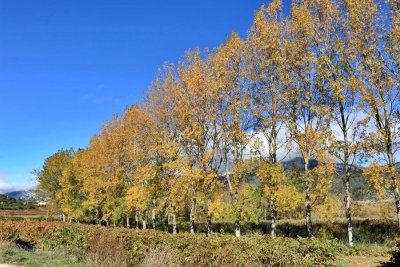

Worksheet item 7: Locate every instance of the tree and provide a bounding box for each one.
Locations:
[36,149,74,221]
[346,0,400,229]
[283,1,333,238]
[308,0,364,247]
[245,0,289,238]
[256,161,302,237]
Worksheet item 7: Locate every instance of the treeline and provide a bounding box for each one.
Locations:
[36,0,399,246]
[0,195,35,210]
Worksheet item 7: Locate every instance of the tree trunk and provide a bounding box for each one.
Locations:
[207,216,212,236]
[304,159,313,238]
[135,213,139,228]
[152,197,157,229]
[142,219,147,230]
[152,208,156,229]
[388,150,400,231]
[190,198,196,234]
[190,219,195,234]
[305,187,313,238]
[391,169,400,231]
[340,102,354,246]
[235,219,241,237]
[126,215,130,228]
[344,176,354,246]
[164,214,169,233]
[270,197,277,238]
[62,213,66,222]
[96,208,101,225]
[172,213,177,234]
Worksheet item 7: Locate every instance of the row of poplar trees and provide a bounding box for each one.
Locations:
[37,0,399,246]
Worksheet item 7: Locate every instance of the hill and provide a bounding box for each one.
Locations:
[0,194,36,210]
[5,190,38,201]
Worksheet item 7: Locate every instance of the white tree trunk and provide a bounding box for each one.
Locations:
[270,197,277,238]
[172,213,177,234]
[207,216,212,236]
[304,160,314,239]
[235,220,241,237]
[344,173,354,247]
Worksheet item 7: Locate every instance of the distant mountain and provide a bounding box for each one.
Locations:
[5,190,38,201]
[283,157,319,170]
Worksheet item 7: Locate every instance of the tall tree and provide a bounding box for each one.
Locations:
[346,0,400,229]
[284,1,333,238]
[245,0,289,237]
[36,149,74,221]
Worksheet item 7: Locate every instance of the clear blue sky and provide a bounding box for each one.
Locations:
[0,0,291,192]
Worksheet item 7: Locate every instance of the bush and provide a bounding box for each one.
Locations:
[389,238,400,265]
[0,219,348,266]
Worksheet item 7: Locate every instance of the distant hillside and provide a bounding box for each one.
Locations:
[283,157,370,200]
[283,157,319,170]
[0,194,35,210]
[5,190,38,201]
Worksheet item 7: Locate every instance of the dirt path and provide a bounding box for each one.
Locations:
[336,256,391,267]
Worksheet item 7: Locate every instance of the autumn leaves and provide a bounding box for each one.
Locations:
[36,0,399,245]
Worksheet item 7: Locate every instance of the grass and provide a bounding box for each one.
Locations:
[0,242,85,267]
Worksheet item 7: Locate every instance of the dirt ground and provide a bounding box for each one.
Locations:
[336,256,392,267]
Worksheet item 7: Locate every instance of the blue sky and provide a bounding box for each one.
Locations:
[0,0,291,192]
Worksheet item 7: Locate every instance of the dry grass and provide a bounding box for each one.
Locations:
[140,248,182,267]
[0,207,48,217]
[85,231,129,267]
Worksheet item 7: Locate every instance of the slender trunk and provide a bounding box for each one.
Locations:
[69,218,72,224]
[390,165,400,231]
[164,214,169,233]
[304,159,313,238]
[135,213,139,228]
[235,219,241,237]
[305,187,313,238]
[207,216,212,236]
[388,150,400,231]
[395,187,400,231]
[152,197,157,229]
[142,219,147,230]
[152,209,156,229]
[126,215,130,228]
[189,219,195,234]
[270,197,277,238]
[106,220,110,227]
[344,175,354,246]
[225,155,233,191]
[96,208,101,225]
[340,102,354,246]
[172,213,177,234]
[190,198,196,234]
[62,213,66,222]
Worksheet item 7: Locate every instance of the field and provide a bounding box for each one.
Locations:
[0,207,48,218]
[0,218,398,267]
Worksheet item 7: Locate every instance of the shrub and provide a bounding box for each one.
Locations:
[0,219,349,266]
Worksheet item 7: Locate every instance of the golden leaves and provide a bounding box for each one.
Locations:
[363,163,392,199]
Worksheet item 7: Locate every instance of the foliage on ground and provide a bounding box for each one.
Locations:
[0,219,351,267]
